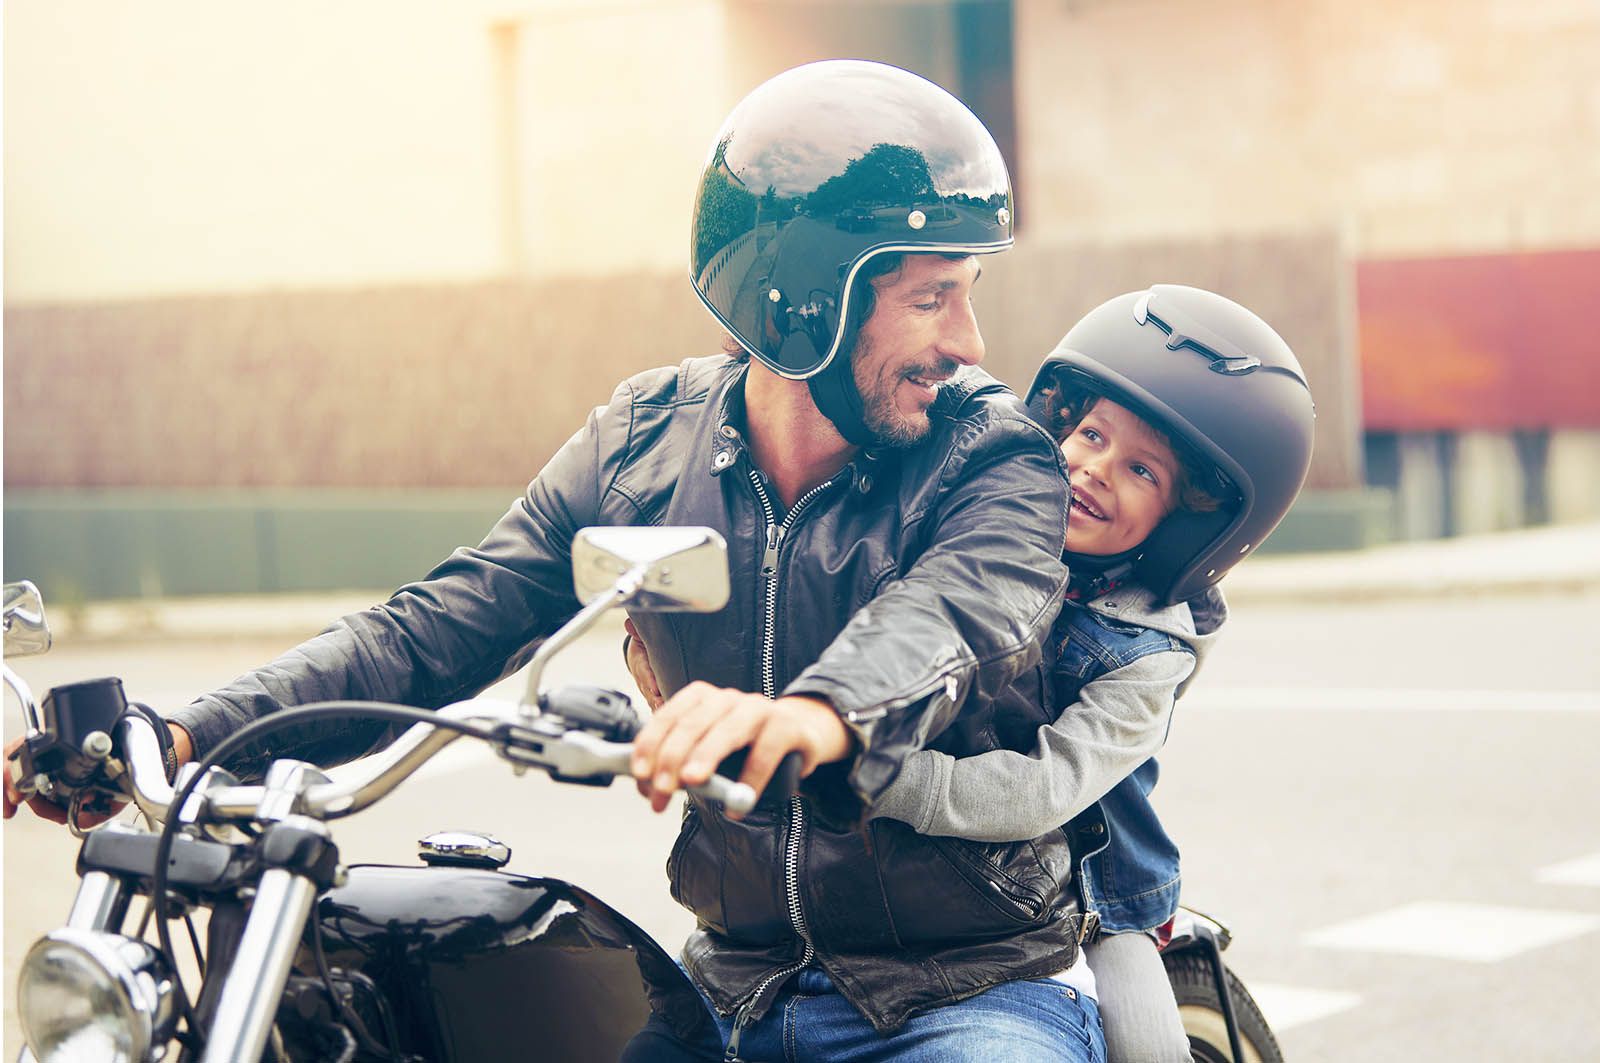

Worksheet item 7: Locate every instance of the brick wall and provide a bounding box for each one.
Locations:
[4,232,1356,491]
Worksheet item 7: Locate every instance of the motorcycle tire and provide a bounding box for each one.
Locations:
[1162,950,1284,1063]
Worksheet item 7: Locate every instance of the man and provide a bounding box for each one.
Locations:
[8,61,1097,1059]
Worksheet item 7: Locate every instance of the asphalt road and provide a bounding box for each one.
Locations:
[4,591,1598,1060]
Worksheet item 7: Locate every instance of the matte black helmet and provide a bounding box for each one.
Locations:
[1028,285,1316,606]
[689,60,1013,441]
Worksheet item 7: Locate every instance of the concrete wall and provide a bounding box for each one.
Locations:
[3,1,732,303]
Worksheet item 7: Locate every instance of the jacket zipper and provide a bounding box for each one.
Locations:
[725,468,838,1061]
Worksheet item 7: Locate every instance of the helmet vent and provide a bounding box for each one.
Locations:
[1134,290,1262,376]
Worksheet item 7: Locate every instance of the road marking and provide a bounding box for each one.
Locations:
[1245,983,1361,1032]
[1303,901,1600,962]
[1537,852,1600,887]
[1184,687,1600,713]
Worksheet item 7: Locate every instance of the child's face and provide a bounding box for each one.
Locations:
[1059,398,1180,556]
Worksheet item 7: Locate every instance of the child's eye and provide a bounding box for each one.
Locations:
[1131,463,1159,484]
[1079,428,1102,444]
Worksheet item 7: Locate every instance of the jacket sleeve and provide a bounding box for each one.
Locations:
[168,380,639,778]
[781,409,1070,804]
[868,647,1196,841]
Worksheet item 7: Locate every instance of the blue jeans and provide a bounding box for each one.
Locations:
[627,966,1107,1062]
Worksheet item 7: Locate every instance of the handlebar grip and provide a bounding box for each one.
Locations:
[708,749,803,813]
[694,774,758,815]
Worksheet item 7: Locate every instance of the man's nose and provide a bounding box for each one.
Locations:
[938,295,985,367]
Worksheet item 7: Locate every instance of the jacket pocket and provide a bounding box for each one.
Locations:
[667,804,729,937]
[932,837,1049,924]
[666,803,701,907]
[877,823,1062,944]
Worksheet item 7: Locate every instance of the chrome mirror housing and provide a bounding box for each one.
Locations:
[572,526,730,613]
[520,527,730,711]
[4,580,52,657]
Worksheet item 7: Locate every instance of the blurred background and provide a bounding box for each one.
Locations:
[5,5,1600,1060]
[6,0,1598,603]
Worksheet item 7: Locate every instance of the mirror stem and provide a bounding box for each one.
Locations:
[3,663,44,736]
[518,563,648,718]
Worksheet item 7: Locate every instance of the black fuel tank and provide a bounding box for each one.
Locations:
[299,864,713,1061]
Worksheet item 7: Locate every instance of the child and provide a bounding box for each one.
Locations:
[871,284,1315,1062]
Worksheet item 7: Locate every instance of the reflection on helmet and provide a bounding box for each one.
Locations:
[689,60,1014,381]
[1028,286,1317,606]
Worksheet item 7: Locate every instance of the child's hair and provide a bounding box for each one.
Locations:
[1037,379,1225,515]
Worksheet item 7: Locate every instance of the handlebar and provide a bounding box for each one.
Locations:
[114,697,764,827]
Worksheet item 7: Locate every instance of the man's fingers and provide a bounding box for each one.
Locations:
[26,794,69,825]
[631,682,732,798]
[684,703,772,788]
[649,694,737,796]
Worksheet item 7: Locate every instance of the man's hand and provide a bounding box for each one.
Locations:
[3,722,194,825]
[623,617,665,711]
[629,683,853,815]
[4,734,69,823]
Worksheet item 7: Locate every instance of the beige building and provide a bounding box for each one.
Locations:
[6,0,1597,594]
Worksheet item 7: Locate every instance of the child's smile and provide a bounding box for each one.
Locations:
[1060,398,1180,556]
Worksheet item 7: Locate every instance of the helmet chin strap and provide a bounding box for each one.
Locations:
[807,334,875,446]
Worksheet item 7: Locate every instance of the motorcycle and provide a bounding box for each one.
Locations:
[1159,908,1283,1063]
[4,527,762,1062]
[5,525,1280,1062]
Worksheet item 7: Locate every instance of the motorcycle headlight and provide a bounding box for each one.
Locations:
[18,929,176,1063]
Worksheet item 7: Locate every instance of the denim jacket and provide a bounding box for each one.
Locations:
[874,584,1227,935]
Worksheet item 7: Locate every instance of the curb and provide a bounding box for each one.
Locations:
[38,521,1600,642]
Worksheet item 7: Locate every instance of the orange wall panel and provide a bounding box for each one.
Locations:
[1358,249,1600,431]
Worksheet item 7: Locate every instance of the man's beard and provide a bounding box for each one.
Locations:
[854,337,956,449]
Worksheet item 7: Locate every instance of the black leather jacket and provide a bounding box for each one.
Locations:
[172,355,1077,1034]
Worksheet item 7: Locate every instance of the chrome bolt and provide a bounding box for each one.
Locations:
[997,207,1011,226]
[768,288,783,303]
[907,210,926,230]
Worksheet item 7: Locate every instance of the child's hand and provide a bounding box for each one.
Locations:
[624,617,665,711]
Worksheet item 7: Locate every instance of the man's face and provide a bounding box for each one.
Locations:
[852,255,985,446]
[1059,398,1180,556]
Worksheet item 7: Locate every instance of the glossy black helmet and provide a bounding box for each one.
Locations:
[689,60,1013,386]
[1028,285,1317,605]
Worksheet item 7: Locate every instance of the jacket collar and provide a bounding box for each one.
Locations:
[709,359,887,497]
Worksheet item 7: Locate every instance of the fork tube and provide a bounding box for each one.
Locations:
[201,868,317,1063]
[65,870,129,931]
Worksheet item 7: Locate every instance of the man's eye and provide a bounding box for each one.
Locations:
[913,301,939,311]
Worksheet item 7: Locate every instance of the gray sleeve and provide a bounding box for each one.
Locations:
[870,648,1195,842]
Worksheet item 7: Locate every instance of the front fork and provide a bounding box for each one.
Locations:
[199,867,320,1063]
[20,810,337,1063]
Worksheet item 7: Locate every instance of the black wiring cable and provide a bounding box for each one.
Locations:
[310,900,398,1059]
[184,911,206,978]
[148,701,499,1052]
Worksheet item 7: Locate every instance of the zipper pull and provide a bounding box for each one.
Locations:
[725,996,759,1061]
[761,524,780,576]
